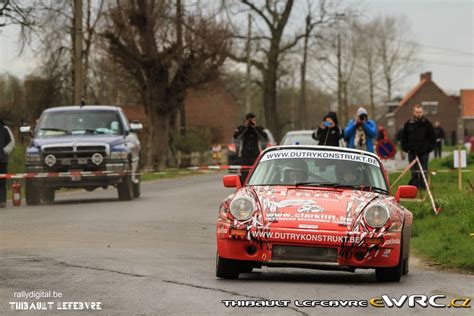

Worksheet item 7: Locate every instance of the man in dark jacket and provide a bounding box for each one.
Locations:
[312,111,343,147]
[233,113,268,183]
[401,104,436,190]
[0,120,15,207]
[433,121,445,158]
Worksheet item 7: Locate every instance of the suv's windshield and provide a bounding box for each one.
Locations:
[247,149,388,193]
[36,110,124,137]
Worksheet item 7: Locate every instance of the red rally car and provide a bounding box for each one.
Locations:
[216,146,418,282]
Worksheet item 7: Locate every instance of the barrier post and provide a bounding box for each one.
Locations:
[458,146,462,191]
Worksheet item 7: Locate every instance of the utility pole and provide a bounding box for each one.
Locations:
[73,0,83,105]
[337,33,342,124]
[298,14,310,130]
[245,14,252,114]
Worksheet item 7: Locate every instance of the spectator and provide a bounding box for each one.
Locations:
[312,111,343,147]
[0,120,15,208]
[401,104,436,190]
[433,121,445,158]
[395,125,405,160]
[233,113,268,183]
[344,107,377,152]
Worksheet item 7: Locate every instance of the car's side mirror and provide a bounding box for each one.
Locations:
[130,121,143,133]
[395,185,417,202]
[223,175,241,188]
[19,125,31,134]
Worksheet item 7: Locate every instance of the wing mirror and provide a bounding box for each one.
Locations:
[223,175,242,188]
[130,121,143,133]
[395,185,417,202]
[19,125,31,134]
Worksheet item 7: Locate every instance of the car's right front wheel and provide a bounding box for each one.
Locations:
[216,253,240,280]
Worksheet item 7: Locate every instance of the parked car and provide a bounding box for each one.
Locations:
[226,128,276,172]
[20,105,142,205]
[217,145,417,282]
[280,130,318,146]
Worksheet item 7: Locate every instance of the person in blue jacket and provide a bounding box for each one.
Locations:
[344,107,377,152]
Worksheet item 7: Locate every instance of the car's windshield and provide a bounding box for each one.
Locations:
[247,149,388,192]
[281,133,318,145]
[36,110,124,137]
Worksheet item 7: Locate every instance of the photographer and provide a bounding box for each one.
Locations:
[312,111,343,147]
[344,107,377,152]
[233,113,268,183]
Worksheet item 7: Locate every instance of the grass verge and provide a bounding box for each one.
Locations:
[389,153,474,272]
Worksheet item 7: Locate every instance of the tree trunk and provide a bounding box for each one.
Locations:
[146,108,170,170]
[262,68,279,141]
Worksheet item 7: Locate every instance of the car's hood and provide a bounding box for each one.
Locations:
[248,186,381,231]
[32,135,125,148]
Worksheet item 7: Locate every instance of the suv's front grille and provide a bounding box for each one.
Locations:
[41,144,109,170]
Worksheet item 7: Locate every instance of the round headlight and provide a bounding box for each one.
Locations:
[363,203,390,228]
[44,154,56,167]
[229,196,256,221]
[91,153,104,165]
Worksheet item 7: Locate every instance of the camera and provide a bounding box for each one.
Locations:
[359,114,368,121]
[323,121,332,127]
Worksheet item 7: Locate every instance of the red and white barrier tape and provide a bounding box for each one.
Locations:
[0,165,252,179]
[390,159,417,188]
[415,157,440,215]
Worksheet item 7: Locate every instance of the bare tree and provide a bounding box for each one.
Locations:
[353,20,381,117]
[101,0,231,169]
[375,15,418,102]
[25,0,104,104]
[224,0,342,139]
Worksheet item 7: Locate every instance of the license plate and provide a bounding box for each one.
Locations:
[70,171,82,181]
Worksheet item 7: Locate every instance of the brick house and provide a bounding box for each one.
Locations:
[461,89,474,138]
[385,72,461,144]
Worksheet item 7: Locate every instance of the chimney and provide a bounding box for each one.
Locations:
[420,72,432,81]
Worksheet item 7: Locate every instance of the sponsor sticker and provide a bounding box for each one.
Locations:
[260,149,379,167]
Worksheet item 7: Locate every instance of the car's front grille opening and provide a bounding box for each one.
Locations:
[272,245,337,263]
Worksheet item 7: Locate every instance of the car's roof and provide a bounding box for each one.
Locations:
[43,105,120,113]
[284,130,314,135]
[262,145,381,161]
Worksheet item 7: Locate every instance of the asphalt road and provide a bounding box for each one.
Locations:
[0,173,472,316]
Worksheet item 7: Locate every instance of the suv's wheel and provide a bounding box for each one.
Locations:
[25,180,41,205]
[216,253,240,279]
[117,174,133,201]
[42,188,55,203]
[132,175,141,198]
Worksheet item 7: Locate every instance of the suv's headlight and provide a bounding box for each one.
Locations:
[110,151,128,160]
[363,203,390,228]
[229,196,256,221]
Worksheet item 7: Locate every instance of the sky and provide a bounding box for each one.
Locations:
[0,0,473,97]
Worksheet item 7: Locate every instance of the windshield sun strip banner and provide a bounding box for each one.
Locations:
[260,150,380,167]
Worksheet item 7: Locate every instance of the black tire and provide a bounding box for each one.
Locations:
[117,175,133,201]
[375,243,404,282]
[216,253,240,279]
[25,180,41,205]
[42,188,55,203]
[132,175,141,198]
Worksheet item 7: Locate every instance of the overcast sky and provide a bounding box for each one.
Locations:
[0,0,473,96]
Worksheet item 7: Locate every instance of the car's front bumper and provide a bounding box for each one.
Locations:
[25,162,128,188]
[216,223,401,269]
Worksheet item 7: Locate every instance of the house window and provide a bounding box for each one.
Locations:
[421,101,439,115]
